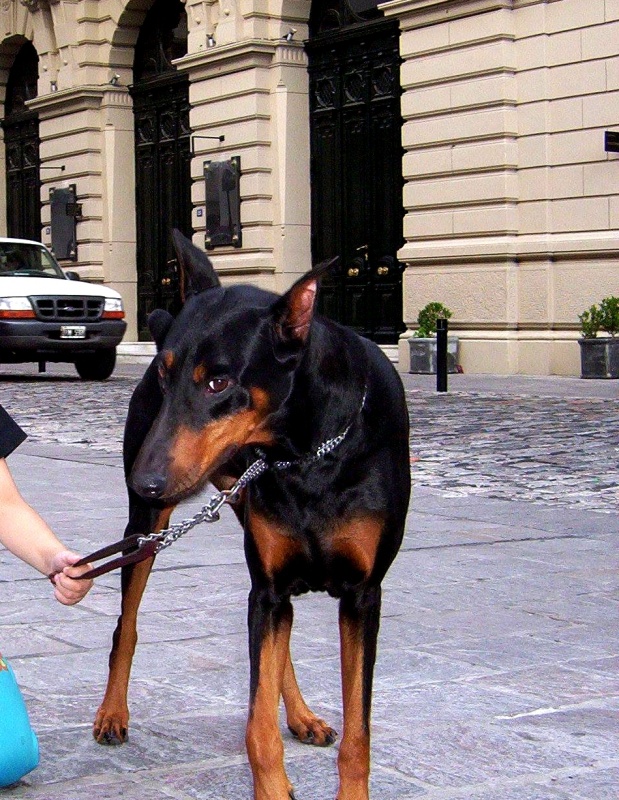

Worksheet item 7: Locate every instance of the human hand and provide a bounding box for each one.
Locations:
[48,550,94,605]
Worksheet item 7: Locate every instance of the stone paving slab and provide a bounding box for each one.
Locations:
[0,365,617,798]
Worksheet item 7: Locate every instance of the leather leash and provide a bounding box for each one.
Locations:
[68,457,268,580]
[68,386,367,581]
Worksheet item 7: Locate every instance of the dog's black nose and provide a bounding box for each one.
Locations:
[134,474,167,499]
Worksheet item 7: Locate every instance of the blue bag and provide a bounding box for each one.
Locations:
[0,653,39,787]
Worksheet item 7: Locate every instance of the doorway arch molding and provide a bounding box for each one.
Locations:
[1,38,41,240]
[0,3,54,238]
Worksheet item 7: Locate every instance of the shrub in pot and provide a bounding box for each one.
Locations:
[408,302,459,374]
[415,302,452,338]
[578,296,619,379]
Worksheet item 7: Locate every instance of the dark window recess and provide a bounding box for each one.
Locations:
[31,296,104,321]
[309,0,381,36]
[133,0,187,83]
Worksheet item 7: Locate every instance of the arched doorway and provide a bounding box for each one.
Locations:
[1,41,41,241]
[306,0,404,343]
[131,0,191,340]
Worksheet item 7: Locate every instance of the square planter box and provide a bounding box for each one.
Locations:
[579,337,619,379]
[408,337,459,374]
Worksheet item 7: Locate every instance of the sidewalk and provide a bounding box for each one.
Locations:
[0,365,617,799]
[400,371,619,399]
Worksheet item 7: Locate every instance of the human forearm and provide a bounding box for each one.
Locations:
[0,458,93,604]
[0,494,64,575]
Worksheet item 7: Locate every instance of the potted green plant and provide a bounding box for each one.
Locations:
[578,296,619,379]
[408,302,459,374]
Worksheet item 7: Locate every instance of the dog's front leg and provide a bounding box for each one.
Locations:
[246,588,295,800]
[93,503,173,744]
[337,584,382,800]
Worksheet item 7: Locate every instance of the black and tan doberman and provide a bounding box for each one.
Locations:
[93,231,410,800]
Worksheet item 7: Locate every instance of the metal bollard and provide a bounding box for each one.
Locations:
[436,317,448,392]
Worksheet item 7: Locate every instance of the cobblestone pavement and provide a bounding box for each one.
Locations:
[1,363,617,514]
[407,391,619,514]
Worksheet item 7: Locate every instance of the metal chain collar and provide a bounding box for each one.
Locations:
[137,388,367,554]
[137,456,269,553]
[266,424,353,471]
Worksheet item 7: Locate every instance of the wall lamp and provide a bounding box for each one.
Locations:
[109,73,120,86]
[269,28,297,43]
[50,80,58,92]
[207,33,216,47]
[191,134,225,155]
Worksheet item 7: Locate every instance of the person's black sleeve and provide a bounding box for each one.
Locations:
[0,404,27,458]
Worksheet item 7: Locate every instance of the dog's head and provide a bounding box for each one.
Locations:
[129,230,332,504]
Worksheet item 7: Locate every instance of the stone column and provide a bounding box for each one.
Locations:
[176,34,312,293]
[28,85,138,339]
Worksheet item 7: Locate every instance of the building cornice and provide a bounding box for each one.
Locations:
[381,0,513,27]
[173,39,305,79]
[174,41,276,77]
[26,86,103,118]
[26,85,131,119]
[398,233,619,265]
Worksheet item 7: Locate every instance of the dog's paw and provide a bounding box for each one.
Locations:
[93,705,129,746]
[287,716,338,747]
[98,729,127,746]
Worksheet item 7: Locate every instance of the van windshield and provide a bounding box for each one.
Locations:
[0,242,65,279]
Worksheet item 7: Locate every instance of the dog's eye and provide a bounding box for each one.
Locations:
[206,377,231,394]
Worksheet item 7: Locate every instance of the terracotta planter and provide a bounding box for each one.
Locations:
[579,337,619,379]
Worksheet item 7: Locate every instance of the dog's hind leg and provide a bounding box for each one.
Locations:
[283,648,337,746]
[336,584,382,800]
[93,501,173,744]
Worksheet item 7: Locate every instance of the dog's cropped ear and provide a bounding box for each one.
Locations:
[172,229,221,302]
[147,309,174,351]
[271,257,338,344]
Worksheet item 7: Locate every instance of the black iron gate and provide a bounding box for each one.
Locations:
[131,77,191,340]
[306,10,404,343]
[2,41,41,241]
[131,0,191,341]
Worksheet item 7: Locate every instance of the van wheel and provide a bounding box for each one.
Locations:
[75,349,117,380]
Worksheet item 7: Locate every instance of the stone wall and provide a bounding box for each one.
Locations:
[386,0,619,375]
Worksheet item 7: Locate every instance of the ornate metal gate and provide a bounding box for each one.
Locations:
[306,2,404,343]
[131,0,191,340]
[1,41,41,241]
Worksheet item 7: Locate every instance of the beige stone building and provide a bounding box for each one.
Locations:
[0,0,617,374]
[393,0,619,376]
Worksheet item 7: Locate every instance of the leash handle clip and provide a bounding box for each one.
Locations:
[67,533,160,580]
